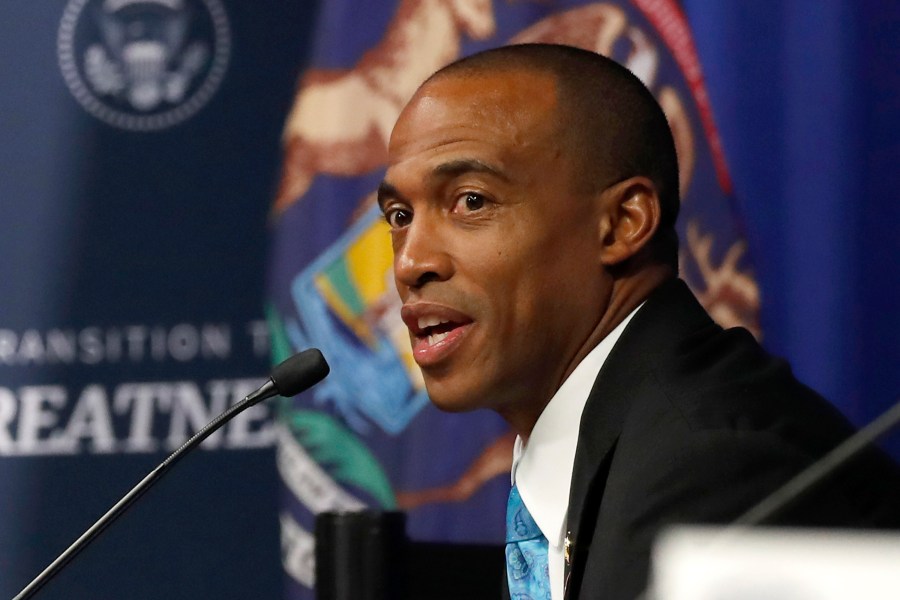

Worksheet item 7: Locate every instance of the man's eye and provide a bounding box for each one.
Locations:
[384,207,412,229]
[456,192,486,212]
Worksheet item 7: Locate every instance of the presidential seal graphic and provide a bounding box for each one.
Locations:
[58,0,230,131]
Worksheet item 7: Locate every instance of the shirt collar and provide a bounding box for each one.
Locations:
[511,304,642,550]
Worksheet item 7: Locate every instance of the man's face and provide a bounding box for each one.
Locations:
[379,69,612,425]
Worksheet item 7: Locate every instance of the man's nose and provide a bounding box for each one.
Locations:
[393,216,453,290]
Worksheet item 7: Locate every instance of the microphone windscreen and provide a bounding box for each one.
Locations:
[271,348,330,397]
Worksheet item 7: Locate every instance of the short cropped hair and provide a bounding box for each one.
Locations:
[428,43,680,270]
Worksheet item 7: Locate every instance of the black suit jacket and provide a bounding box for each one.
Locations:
[559,278,900,600]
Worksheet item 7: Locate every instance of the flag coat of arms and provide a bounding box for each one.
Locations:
[266,1,758,595]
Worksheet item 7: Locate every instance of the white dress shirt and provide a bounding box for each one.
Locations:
[510,306,642,600]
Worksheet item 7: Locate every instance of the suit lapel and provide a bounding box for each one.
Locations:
[563,279,715,598]
[563,343,637,598]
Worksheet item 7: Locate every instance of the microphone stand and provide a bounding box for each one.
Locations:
[638,396,900,600]
[14,348,328,599]
[732,396,900,527]
[13,381,277,600]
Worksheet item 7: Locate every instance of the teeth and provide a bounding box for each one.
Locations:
[418,316,446,329]
[427,331,450,345]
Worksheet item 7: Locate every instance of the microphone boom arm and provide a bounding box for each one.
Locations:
[14,349,328,600]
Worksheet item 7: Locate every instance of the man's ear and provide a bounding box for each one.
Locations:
[596,176,662,266]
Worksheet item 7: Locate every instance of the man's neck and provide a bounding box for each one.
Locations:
[502,266,674,437]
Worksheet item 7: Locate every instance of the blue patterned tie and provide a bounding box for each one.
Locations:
[506,484,552,600]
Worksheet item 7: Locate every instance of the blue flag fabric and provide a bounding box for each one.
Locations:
[266,1,756,595]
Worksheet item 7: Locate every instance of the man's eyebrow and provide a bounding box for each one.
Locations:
[377,159,509,210]
[377,181,401,210]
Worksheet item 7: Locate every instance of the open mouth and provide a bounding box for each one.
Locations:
[401,305,474,366]
[415,316,464,346]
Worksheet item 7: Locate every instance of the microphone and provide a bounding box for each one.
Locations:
[244,347,331,406]
[14,348,330,600]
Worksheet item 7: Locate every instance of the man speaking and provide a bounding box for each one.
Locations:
[376,44,900,599]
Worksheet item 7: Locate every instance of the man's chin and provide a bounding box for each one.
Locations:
[423,379,488,413]
[426,393,483,413]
